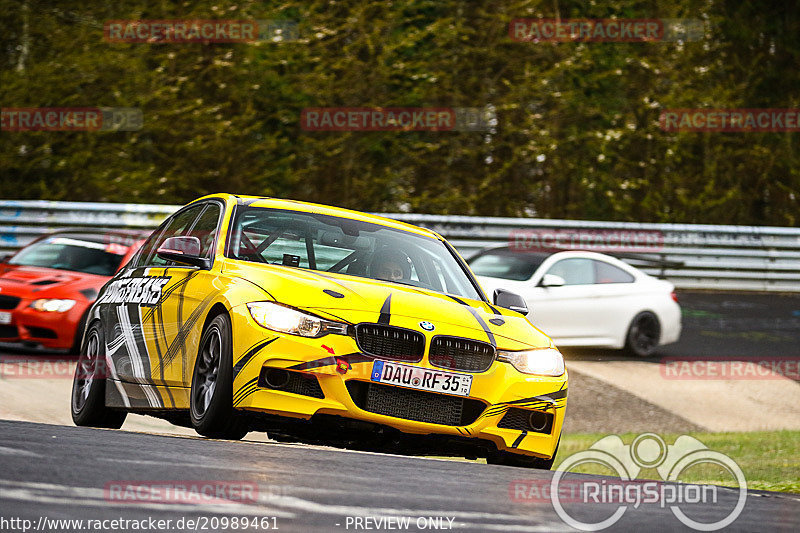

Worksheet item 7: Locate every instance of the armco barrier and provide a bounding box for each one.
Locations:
[1,200,798,292]
[0,200,175,251]
[386,214,800,292]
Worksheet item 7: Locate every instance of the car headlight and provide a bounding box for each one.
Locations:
[497,347,565,376]
[246,301,348,338]
[29,299,76,313]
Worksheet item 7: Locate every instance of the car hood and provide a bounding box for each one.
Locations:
[0,265,106,300]
[225,262,552,350]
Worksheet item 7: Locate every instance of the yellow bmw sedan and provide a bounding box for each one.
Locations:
[71,194,567,468]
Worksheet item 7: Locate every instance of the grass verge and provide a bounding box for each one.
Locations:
[556,430,800,493]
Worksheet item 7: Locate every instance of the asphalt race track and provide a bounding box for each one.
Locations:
[659,290,800,360]
[0,420,797,533]
[562,289,800,361]
[1,290,799,532]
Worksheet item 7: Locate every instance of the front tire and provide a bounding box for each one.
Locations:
[71,323,127,428]
[624,311,661,357]
[190,313,248,440]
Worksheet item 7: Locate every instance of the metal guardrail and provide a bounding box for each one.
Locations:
[1,200,799,292]
[0,200,175,250]
[387,214,800,292]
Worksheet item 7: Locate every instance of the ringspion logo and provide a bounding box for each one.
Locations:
[1,108,142,131]
[550,433,747,531]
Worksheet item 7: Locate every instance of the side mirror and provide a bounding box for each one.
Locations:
[0,253,11,263]
[156,236,210,269]
[493,288,529,316]
[539,274,566,287]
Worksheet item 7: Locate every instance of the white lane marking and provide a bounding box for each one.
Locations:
[93,425,476,465]
[245,439,485,462]
[0,479,294,518]
[95,457,296,474]
[0,446,41,457]
[96,458,559,514]
[260,494,566,529]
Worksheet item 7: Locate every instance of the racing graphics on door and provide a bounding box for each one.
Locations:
[104,303,164,409]
[99,274,174,409]
[96,275,171,305]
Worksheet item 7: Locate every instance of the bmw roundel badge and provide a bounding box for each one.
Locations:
[419,321,435,331]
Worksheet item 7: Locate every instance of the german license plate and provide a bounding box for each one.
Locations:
[370,360,472,397]
[0,312,11,325]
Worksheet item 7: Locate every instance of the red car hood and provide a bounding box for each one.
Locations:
[0,265,108,300]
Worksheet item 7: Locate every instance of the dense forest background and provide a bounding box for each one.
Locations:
[1,0,798,226]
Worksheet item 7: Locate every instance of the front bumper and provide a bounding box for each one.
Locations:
[0,299,84,350]
[229,306,567,459]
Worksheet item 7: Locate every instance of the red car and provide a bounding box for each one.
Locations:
[0,230,147,353]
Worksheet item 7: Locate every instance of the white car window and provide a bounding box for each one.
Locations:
[546,258,595,285]
[594,260,635,284]
[469,251,545,281]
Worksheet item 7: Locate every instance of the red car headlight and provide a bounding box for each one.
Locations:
[29,299,77,313]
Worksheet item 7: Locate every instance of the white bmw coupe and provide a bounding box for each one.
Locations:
[469,247,681,356]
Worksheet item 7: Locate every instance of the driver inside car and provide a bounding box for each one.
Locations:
[370,247,412,282]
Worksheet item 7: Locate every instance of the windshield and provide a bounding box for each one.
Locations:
[227,207,482,300]
[9,235,130,276]
[468,250,548,281]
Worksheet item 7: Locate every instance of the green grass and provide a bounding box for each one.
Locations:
[556,431,800,493]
